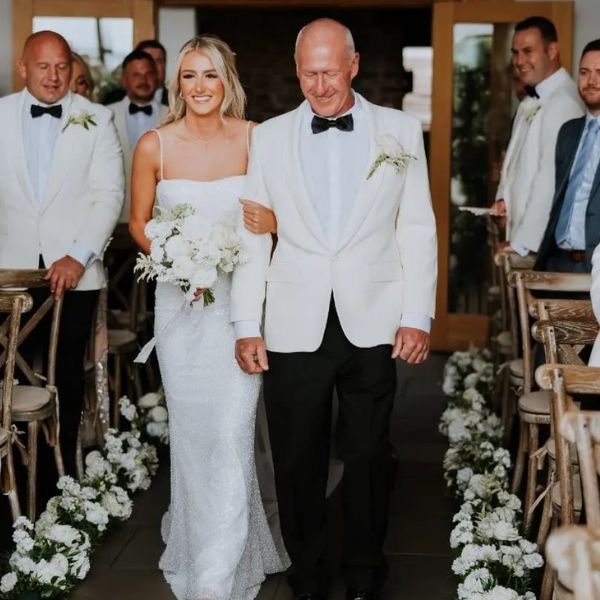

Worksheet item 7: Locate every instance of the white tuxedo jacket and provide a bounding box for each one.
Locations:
[0,90,124,290]
[231,95,438,352]
[497,68,583,252]
[108,97,167,223]
[590,244,600,366]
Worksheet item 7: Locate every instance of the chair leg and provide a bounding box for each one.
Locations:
[112,354,122,429]
[512,419,528,494]
[539,562,554,600]
[524,423,540,532]
[27,421,39,522]
[536,484,554,548]
[3,447,22,520]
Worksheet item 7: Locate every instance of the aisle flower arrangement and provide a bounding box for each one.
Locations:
[441,348,544,600]
[0,391,169,599]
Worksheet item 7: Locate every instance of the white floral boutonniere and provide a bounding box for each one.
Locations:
[367,134,416,180]
[62,111,97,133]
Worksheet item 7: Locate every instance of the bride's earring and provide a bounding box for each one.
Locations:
[179,91,184,100]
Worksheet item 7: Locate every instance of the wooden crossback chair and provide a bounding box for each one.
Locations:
[530,307,597,546]
[507,271,591,530]
[0,269,65,520]
[493,252,535,438]
[536,364,600,600]
[0,292,32,520]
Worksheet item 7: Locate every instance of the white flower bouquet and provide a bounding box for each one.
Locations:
[119,393,169,446]
[135,203,246,305]
[1,517,91,598]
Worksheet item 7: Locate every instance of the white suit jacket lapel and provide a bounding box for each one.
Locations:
[283,103,329,248]
[12,90,37,212]
[41,92,76,211]
[114,98,132,158]
[337,97,385,250]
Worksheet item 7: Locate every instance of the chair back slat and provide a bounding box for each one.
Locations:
[0,269,49,289]
[0,293,31,429]
[561,411,600,528]
[507,270,591,292]
[529,299,594,321]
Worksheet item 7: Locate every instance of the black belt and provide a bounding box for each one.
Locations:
[558,249,586,263]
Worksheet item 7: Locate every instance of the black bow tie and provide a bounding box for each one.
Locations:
[129,103,153,116]
[525,85,539,99]
[30,104,62,119]
[311,113,354,134]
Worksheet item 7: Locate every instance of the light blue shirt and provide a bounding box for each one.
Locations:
[558,114,600,250]
[21,89,93,267]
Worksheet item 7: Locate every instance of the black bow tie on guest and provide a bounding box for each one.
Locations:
[311,113,354,134]
[524,85,539,99]
[30,104,62,119]
[129,103,153,116]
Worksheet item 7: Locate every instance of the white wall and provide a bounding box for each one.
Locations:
[158,7,196,85]
[0,0,12,95]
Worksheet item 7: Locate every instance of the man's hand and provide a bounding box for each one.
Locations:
[45,256,85,299]
[490,199,507,228]
[235,336,269,374]
[392,327,430,365]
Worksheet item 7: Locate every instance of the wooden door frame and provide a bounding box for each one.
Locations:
[429,0,574,351]
[12,0,157,91]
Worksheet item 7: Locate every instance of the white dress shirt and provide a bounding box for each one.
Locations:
[235,93,430,339]
[22,89,92,266]
[557,113,600,250]
[126,100,161,150]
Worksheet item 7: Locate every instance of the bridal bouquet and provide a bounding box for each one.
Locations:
[135,203,246,305]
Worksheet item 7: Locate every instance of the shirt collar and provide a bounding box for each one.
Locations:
[535,67,568,101]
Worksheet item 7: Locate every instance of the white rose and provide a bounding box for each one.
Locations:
[138,392,161,408]
[150,406,169,423]
[180,214,212,241]
[171,254,195,280]
[190,265,218,289]
[163,234,190,260]
[0,572,17,593]
[45,524,81,548]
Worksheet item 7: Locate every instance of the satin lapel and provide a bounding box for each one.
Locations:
[336,98,385,251]
[282,103,328,248]
[12,91,37,212]
[41,93,76,211]
[114,99,131,158]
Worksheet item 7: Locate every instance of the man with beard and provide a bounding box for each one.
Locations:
[108,50,167,223]
[536,39,600,273]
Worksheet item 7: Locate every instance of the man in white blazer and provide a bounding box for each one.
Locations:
[493,16,584,255]
[0,31,123,476]
[231,19,437,600]
[108,49,167,223]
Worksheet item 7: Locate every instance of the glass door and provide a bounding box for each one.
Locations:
[429,0,574,351]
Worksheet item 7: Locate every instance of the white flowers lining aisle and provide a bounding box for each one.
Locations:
[441,349,544,600]
[0,391,169,599]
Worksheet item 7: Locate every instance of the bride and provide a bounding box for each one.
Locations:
[129,35,288,600]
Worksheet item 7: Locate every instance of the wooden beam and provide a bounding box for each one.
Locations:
[159,0,435,6]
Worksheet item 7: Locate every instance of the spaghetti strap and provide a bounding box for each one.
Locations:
[151,128,164,181]
[246,121,253,156]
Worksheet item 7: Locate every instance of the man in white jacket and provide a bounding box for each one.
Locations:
[0,31,123,476]
[493,16,584,255]
[231,19,437,600]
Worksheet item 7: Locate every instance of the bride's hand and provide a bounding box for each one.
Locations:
[193,288,205,301]
[240,199,277,234]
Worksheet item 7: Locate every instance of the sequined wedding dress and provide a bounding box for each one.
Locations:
[154,174,289,600]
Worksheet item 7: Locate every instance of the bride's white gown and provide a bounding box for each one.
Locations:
[154,176,289,600]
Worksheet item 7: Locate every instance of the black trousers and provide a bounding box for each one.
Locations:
[263,299,396,595]
[22,287,99,479]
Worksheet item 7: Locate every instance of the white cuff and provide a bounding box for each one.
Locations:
[400,313,431,333]
[511,242,529,257]
[67,243,94,268]
[234,320,261,340]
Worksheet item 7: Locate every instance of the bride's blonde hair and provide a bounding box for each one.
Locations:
[164,35,246,125]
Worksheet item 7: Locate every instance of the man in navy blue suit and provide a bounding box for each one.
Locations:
[536,39,600,273]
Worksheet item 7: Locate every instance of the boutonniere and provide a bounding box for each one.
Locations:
[367,134,416,180]
[523,100,541,125]
[62,111,97,133]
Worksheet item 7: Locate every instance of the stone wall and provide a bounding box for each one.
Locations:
[195,8,432,122]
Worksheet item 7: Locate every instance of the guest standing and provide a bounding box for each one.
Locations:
[492,16,584,255]
[0,31,123,476]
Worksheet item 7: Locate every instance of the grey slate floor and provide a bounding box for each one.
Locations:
[70,353,456,600]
